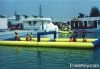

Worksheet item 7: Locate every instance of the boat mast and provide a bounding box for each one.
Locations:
[14,10,19,21]
[39,4,44,30]
[14,10,17,21]
[39,4,43,17]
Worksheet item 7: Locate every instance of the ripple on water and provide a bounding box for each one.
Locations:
[0,46,100,69]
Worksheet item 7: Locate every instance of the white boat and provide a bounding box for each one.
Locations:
[8,15,58,32]
[21,17,58,32]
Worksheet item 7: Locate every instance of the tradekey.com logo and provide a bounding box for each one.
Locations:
[69,63,99,68]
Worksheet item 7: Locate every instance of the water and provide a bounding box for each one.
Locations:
[0,32,100,69]
[0,46,100,69]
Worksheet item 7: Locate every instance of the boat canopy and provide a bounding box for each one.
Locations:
[10,20,23,25]
[22,17,52,22]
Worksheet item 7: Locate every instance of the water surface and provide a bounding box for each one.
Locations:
[0,46,100,69]
[0,32,100,69]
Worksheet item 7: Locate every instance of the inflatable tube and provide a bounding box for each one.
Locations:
[20,38,97,42]
[0,41,94,49]
[56,38,97,42]
[93,39,100,47]
[21,38,50,42]
[58,31,93,34]
[58,31,70,34]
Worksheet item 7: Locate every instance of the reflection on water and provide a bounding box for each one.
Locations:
[0,46,99,69]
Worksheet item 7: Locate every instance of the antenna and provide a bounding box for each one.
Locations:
[39,4,43,17]
[14,10,19,21]
[14,10,17,16]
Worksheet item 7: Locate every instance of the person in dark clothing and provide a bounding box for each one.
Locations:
[82,31,87,42]
[69,30,77,42]
[73,33,77,42]
[69,31,73,42]
[26,33,30,41]
[15,32,20,41]
[69,36,73,42]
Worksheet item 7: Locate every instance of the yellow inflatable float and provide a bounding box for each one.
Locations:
[0,41,94,49]
[0,38,99,49]
[20,38,97,42]
[58,31,71,34]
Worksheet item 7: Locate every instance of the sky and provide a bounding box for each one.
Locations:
[0,0,100,21]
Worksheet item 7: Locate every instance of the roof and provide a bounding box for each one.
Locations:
[11,20,23,25]
[78,17,100,21]
[22,17,52,22]
[66,17,100,22]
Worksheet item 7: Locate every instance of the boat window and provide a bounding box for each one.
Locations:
[28,21,31,25]
[94,20,97,28]
[33,21,37,25]
[75,21,78,28]
[84,21,87,24]
[71,21,75,29]
[88,21,93,26]
[84,21,87,28]
[98,20,100,25]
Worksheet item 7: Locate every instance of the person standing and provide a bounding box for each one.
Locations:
[82,30,87,42]
[69,31,73,42]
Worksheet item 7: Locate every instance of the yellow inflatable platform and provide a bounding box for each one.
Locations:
[0,37,98,49]
[20,38,97,42]
[0,41,94,49]
[58,31,71,34]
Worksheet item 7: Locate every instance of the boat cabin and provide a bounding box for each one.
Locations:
[21,17,58,31]
[67,17,100,30]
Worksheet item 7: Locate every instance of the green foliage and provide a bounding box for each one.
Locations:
[0,15,5,18]
[90,6,100,17]
[78,13,85,18]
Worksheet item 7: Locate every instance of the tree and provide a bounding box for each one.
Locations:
[78,13,85,18]
[23,15,28,18]
[0,15,5,18]
[89,6,100,17]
